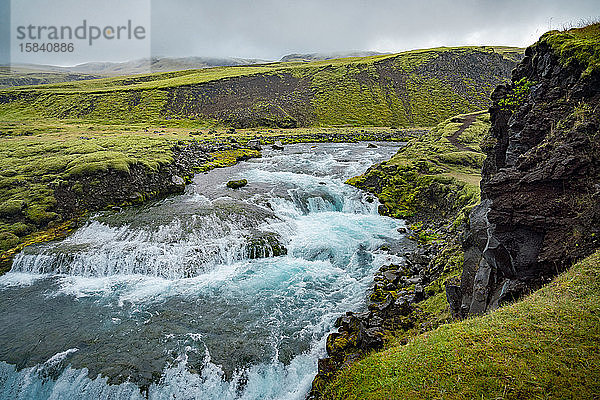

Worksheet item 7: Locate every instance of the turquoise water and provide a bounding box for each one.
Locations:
[0,143,406,399]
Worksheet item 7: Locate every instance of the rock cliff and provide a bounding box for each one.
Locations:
[448,24,600,317]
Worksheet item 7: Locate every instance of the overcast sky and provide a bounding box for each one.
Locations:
[150,0,598,60]
[3,0,598,65]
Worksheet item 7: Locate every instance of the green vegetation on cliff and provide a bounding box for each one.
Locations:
[321,23,600,399]
[345,112,489,334]
[541,22,600,77]
[323,249,600,399]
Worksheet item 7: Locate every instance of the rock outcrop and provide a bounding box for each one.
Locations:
[448,25,600,317]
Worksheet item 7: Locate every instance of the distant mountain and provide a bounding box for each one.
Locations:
[0,66,103,88]
[280,51,389,62]
[0,57,272,88]
[69,56,272,75]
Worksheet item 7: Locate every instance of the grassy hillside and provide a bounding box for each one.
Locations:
[348,111,488,222]
[0,46,522,128]
[541,22,600,77]
[323,249,600,399]
[0,67,104,89]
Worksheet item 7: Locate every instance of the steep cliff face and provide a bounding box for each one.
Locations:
[448,24,600,317]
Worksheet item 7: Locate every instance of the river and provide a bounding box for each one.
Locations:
[0,142,406,400]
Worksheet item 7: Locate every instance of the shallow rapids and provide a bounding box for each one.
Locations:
[0,142,406,400]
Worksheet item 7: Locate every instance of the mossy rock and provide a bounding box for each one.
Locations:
[0,200,25,218]
[0,232,19,251]
[226,179,248,189]
[25,206,58,226]
[326,332,359,355]
[246,231,287,258]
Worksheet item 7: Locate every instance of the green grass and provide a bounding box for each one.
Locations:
[0,124,184,251]
[342,112,489,332]
[0,70,101,89]
[323,249,600,399]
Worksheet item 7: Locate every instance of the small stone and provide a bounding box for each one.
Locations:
[317,358,336,375]
[414,284,425,301]
[171,175,185,185]
[369,315,383,327]
[335,314,361,333]
[370,293,395,312]
[407,277,421,285]
[383,270,399,284]
[246,139,262,150]
[359,327,384,351]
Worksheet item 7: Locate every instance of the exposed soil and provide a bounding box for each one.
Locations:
[446,111,486,152]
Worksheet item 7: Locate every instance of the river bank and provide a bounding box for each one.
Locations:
[314,23,600,399]
[310,112,490,396]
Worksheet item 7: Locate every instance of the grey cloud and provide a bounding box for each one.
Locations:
[3,0,598,65]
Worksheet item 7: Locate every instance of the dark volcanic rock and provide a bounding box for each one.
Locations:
[52,142,259,222]
[451,35,600,317]
[309,253,429,398]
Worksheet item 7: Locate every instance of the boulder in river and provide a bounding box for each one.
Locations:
[246,139,262,151]
[226,179,248,189]
[272,141,284,150]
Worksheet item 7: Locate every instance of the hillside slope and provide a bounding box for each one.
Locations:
[309,113,490,396]
[0,47,522,128]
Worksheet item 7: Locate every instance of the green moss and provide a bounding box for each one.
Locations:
[498,77,537,112]
[348,112,487,223]
[0,199,24,217]
[437,151,486,168]
[25,206,58,226]
[226,179,248,189]
[0,232,19,251]
[8,222,32,236]
[197,149,261,172]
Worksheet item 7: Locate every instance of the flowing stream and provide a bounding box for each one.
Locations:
[0,142,406,400]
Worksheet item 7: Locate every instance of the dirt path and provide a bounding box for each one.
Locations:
[447,111,486,152]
